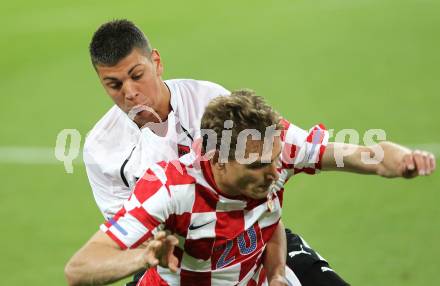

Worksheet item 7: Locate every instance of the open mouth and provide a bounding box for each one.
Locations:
[258,184,272,192]
[259,181,275,192]
[127,105,147,120]
[127,105,163,123]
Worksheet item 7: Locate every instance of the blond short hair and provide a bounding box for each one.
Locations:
[200,89,281,160]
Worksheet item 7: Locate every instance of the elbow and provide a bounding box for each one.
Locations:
[64,259,85,286]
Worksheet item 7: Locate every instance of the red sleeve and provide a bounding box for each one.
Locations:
[279,118,329,175]
[100,163,173,249]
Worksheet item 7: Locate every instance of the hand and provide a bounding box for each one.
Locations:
[376,142,436,178]
[141,231,179,272]
[398,150,436,178]
[268,275,289,286]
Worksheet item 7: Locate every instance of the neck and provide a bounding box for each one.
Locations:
[157,80,172,122]
[135,80,171,129]
[209,161,239,198]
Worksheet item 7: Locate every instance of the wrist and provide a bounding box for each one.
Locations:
[268,274,288,285]
[132,248,150,270]
[266,266,286,282]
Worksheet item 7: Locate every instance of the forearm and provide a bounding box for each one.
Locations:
[322,142,377,174]
[322,141,412,176]
[264,220,287,283]
[321,140,437,179]
[65,233,146,286]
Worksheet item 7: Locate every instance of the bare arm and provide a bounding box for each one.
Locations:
[264,220,288,286]
[321,141,436,178]
[65,231,178,286]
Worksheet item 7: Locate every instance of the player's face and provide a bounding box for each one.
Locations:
[95,48,169,127]
[216,137,282,200]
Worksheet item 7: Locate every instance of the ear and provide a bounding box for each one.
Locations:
[212,160,226,171]
[210,150,226,171]
[150,49,163,77]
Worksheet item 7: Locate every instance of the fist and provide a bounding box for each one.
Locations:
[400,150,436,178]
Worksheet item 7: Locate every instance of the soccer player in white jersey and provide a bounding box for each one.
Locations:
[65,90,435,286]
[72,20,436,286]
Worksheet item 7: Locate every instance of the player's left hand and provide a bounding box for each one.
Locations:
[399,150,436,178]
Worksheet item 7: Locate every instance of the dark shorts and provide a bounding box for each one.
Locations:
[127,229,350,286]
[285,228,350,286]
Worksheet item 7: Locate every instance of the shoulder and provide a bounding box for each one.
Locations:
[160,152,198,184]
[165,79,230,135]
[83,105,139,163]
[135,155,198,202]
[166,78,230,103]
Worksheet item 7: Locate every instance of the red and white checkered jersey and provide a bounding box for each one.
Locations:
[100,121,328,286]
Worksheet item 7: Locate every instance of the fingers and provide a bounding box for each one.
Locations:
[430,153,436,172]
[403,154,415,171]
[413,150,427,175]
[147,232,180,272]
[163,235,179,272]
[427,153,436,175]
[144,240,162,267]
[401,153,417,178]
[165,235,179,246]
[407,150,436,177]
[154,231,166,241]
[167,252,179,273]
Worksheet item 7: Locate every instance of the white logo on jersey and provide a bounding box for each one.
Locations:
[288,245,312,258]
[321,266,334,273]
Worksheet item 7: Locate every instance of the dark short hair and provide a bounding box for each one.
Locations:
[89,19,152,67]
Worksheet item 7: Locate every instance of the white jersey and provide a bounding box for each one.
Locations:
[84,79,229,218]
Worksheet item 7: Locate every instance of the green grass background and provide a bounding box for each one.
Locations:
[0,0,439,285]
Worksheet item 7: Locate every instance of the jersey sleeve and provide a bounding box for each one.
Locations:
[83,105,140,219]
[279,118,329,176]
[83,155,130,219]
[99,163,174,249]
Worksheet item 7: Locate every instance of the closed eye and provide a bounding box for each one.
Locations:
[108,81,122,90]
[247,151,281,169]
[132,73,143,80]
[248,162,271,169]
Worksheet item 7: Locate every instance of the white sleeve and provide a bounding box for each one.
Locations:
[82,105,140,218]
[83,144,132,219]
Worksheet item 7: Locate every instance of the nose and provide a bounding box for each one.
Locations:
[123,82,139,101]
[265,162,279,182]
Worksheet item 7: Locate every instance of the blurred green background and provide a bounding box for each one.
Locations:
[0,0,439,285]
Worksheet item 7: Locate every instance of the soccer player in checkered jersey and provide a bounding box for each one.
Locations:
[67,89,325,285]
[67,20,436,285]
[65,89,436,285]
